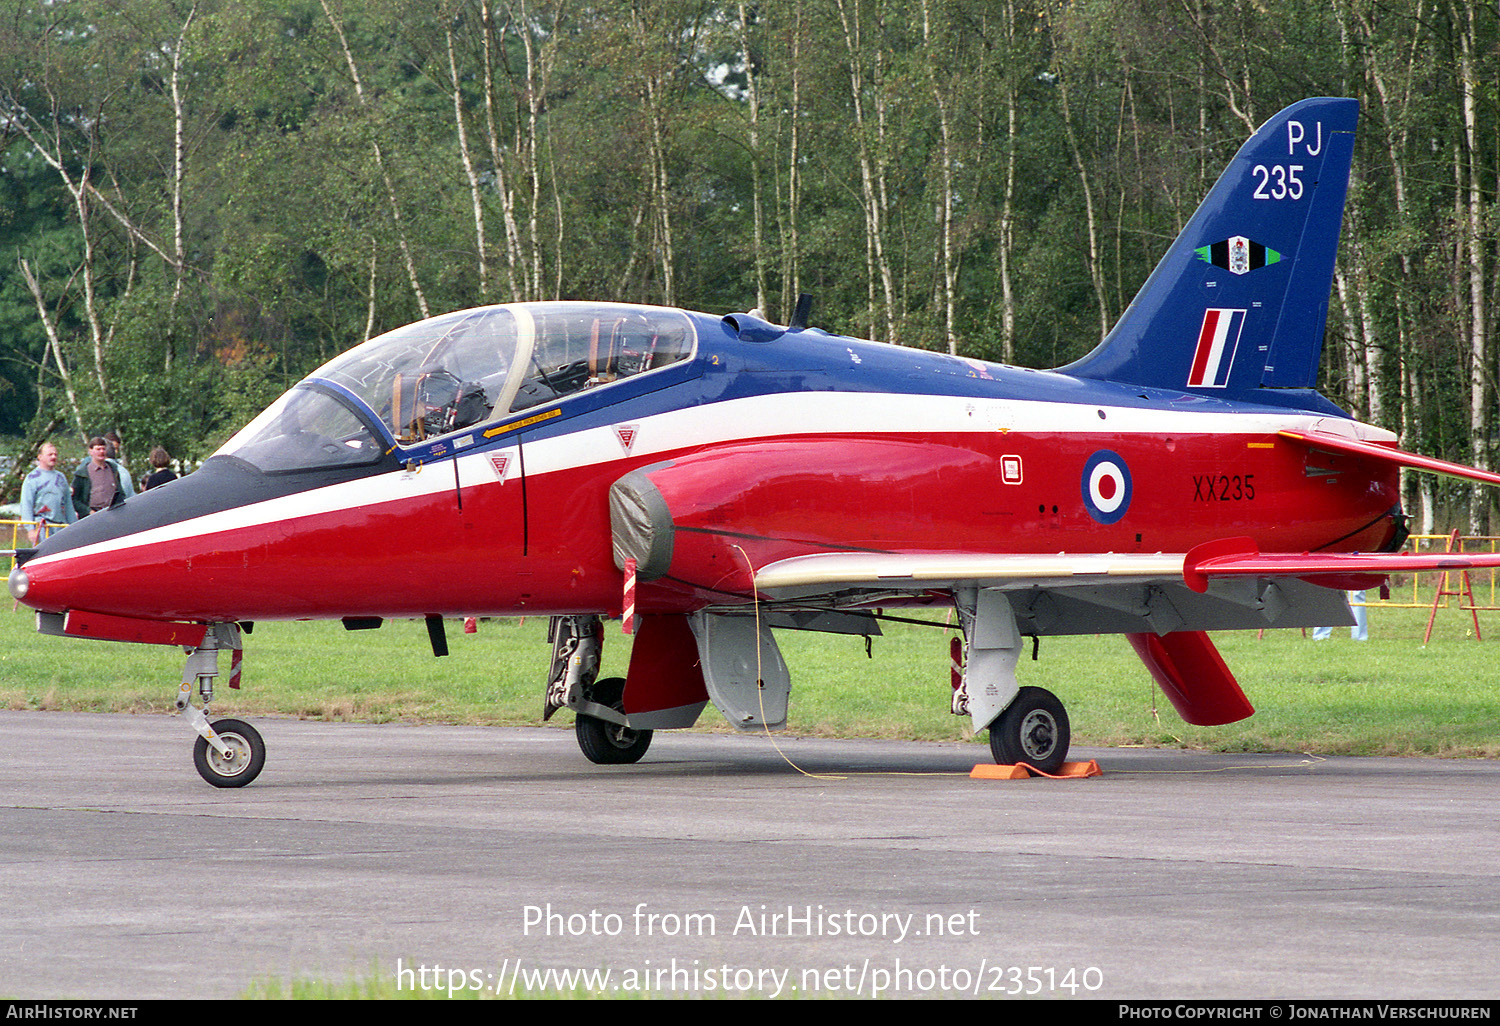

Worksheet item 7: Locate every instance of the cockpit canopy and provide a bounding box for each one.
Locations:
[218,303,698,473]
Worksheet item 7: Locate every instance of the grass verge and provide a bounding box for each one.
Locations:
[1,597,1496,758]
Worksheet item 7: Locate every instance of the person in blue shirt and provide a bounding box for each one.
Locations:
[20,442,77,545]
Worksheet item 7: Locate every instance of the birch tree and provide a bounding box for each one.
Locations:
[320,0,431,319]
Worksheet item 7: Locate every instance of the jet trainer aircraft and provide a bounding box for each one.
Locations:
[12,98,1500,787]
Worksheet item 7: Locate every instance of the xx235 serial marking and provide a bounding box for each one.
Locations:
[1192,473,1256,501]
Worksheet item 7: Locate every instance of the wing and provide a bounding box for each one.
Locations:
[752,550,1186,592]
[750,547,1316,730]
[750,548,1334,637]
[751,541,1500,638]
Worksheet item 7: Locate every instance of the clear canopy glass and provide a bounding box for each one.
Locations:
[217,303,697,472]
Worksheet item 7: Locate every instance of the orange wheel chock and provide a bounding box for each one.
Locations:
[970,760,1102,780]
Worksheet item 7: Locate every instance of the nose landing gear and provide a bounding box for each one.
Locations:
[176,624,265,787]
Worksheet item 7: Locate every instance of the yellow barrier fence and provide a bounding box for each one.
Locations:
[1351,530,1497,641]
[1,519,62,567]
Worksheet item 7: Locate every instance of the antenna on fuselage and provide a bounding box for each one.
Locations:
[788,293,813,331]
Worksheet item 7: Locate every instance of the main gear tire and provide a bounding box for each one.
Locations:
[575,676,653,764]
[575,714,653,764]
[988,686,1069,774]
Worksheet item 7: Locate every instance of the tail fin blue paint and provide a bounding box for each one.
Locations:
[1060,98,1358,407]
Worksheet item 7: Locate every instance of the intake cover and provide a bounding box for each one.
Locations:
[609,465,676,581]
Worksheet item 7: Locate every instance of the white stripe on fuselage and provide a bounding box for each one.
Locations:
[26,393,1391,568]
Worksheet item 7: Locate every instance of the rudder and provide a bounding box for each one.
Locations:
[1060,98,1359,401]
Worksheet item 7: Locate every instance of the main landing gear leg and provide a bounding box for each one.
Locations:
[176,624,264,788]
[954,587,1070,774]
[543,615,653,764]
[543,615,603,721]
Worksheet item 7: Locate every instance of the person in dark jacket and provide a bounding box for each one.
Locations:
[72,436,135,517]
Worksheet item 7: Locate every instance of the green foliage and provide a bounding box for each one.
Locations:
[0,0,1495,470]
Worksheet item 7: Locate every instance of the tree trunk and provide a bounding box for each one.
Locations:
[447,18,490,297]
[19,259,87,444]
[321,0,430,319]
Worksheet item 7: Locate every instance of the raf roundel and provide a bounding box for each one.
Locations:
[1081,450,1132,524]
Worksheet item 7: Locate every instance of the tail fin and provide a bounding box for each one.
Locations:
[1060,98,1358,404]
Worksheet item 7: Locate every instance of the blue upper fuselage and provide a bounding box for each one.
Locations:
[377,306,1349,467]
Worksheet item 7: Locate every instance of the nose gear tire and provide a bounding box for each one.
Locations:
[193,718,266,787]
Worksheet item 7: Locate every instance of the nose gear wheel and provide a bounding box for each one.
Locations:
[193,718,266,787]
